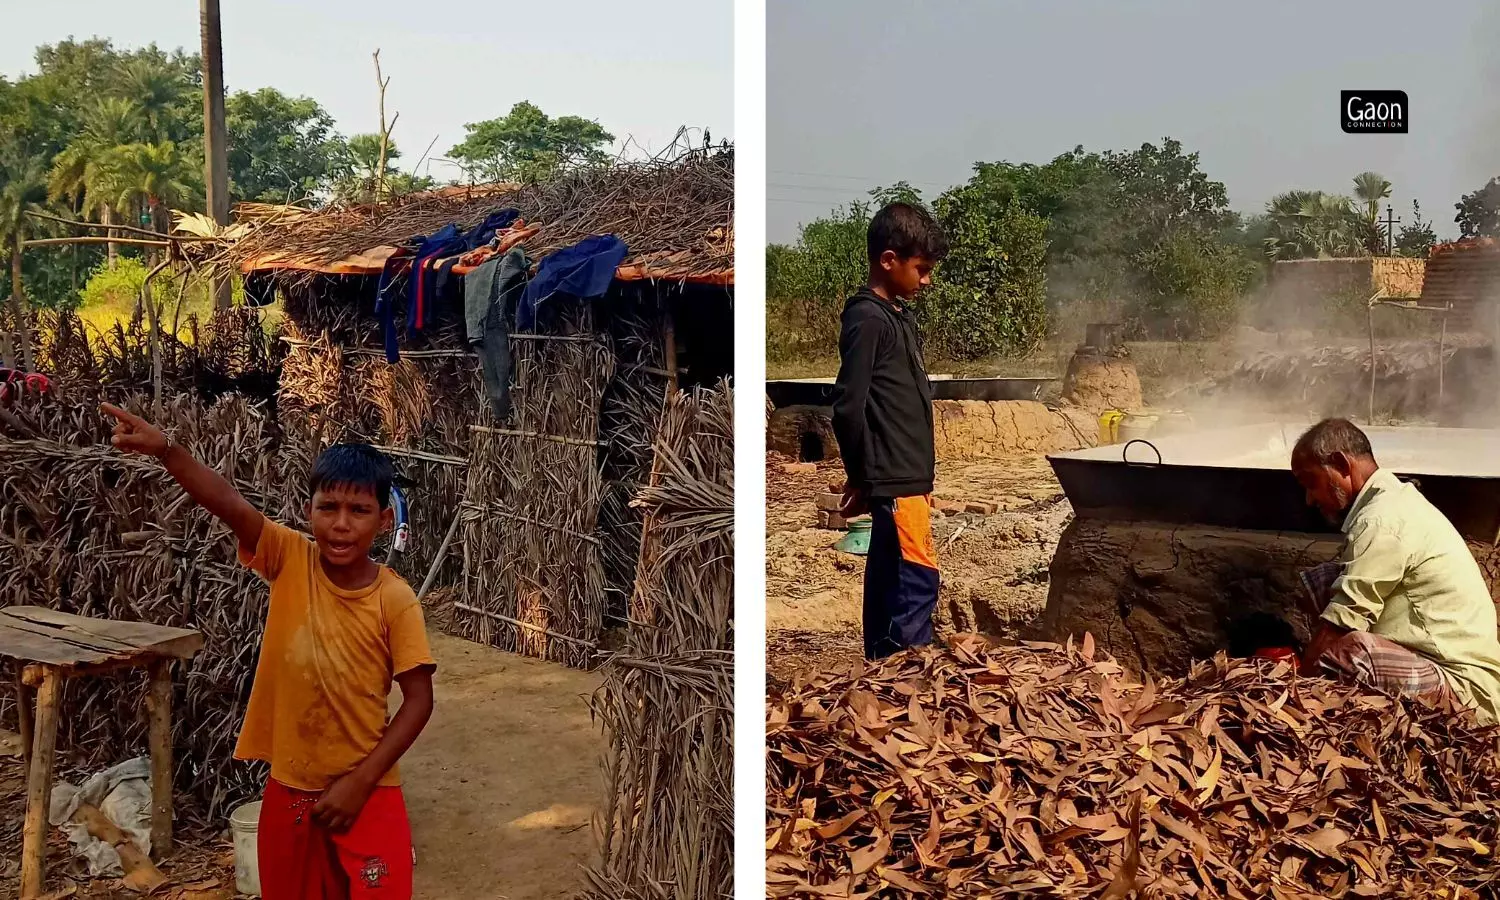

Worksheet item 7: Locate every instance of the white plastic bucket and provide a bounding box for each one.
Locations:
[229,801,262,896]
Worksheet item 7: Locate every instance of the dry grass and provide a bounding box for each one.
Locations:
[205,150,734,284]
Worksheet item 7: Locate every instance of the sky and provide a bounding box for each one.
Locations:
[769,0,1500,243]
[3,0,733,182]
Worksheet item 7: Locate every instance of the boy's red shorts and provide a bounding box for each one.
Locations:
[259,778,414,900]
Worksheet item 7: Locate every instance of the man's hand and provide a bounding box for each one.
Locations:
[101,403,169,458]
[1301,621,1348,675]
[312,771,377,834]
[839,485,868,518]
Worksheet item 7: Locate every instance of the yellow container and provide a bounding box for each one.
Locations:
[1098,409,1125,445]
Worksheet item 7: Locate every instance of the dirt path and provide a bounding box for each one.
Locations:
[404,630,602,900]
[0,631,603,900]
[766,453,1071,686]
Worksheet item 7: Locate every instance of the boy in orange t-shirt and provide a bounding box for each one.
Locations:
[103,403,435,899]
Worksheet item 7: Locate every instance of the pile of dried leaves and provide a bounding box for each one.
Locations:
[767,634,1500,898]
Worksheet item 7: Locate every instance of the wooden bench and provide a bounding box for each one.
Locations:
[1,606,203,900]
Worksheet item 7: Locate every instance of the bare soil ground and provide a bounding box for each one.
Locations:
[1,631,602,900]
[766,452,1072,688]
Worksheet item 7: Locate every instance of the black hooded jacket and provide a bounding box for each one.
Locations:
[831,288,935,498]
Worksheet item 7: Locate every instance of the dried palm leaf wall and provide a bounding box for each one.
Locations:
[455,304,616,666]
[597,287,673,624]
[0,390,290,828]
[586,383,735,900]
[273,278,479,591]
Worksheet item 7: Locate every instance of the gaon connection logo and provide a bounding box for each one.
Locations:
[1341,91,1408,134]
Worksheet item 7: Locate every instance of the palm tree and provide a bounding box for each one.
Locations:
[1263,191,1369,260]
[95,141,203,240]
[0,154,51,371]
[1352,171,1393,254]
[49,97,148,268]
[116,57,188,143]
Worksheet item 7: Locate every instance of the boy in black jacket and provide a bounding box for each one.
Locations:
[832,202,949,660]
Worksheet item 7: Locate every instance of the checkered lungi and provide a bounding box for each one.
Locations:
[1299,560,1460,709]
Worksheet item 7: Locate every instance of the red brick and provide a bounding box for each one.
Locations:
[933,498,964,516]
[815,492,844,511]
[782,462,818,475]
[816,510,850,530]
[964,500,999,515]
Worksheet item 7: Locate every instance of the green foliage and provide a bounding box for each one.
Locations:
[1262,190,1379,260]
[953,138,1252,341]
[330,135,436,203]
[925,187,1048,359]
[1396,200,1437,258]
[77,255,152,314]
[225,88,347,203]
[448,101,614,183]
[766,200,872,361]
[1455,177,1500,239]
[75,256,231,336]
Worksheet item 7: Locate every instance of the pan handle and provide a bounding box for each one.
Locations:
[1122,439,1162,466]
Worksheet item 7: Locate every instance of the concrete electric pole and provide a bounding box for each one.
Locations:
[200,0,231,308]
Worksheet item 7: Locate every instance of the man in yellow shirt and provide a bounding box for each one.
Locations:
[1292,418,1500,724]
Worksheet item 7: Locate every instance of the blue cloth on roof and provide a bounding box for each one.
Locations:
[375,247,416,363]
[517,235,628,330]
[466,209,520,251]
[372,209,524,362]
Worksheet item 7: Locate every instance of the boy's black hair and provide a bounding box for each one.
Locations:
[308,443,395,509]
[867,202,950,266]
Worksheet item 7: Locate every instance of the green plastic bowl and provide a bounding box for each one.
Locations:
[835,516,873,555]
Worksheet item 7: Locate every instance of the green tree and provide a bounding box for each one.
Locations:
[448,101,614,183]
[225,88,348,203]
[1455,177,1500,239]
[49,97,147,267]
[927,186,1049,358]
[1352,171,1392,253]
[115,54,194,143]
[94,141,202,237]
[1395,199,1437,258]
[1263,190,1370,260]
[0,151,51,369]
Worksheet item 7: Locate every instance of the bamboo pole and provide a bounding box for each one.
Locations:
[20,668,62,900]
[469,424,602,447]
[24,236,169,248]
[24,211,219,242]
[146,660,174,857]
[417,507,465,600]
[141,259,172,420]
[454,602,597,649]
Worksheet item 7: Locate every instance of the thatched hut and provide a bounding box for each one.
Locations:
[1,151,734,842]
[201,150,734,665]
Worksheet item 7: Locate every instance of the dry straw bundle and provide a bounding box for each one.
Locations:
[585,382,734,900]
[0,392,293,828]
[768,635,1500,899]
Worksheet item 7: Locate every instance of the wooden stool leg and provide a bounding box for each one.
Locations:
[20,668,62,900]
[146,660,174,859]
[15,669,33,771]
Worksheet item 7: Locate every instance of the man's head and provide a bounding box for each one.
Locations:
[1290,418,1380,524]
[305,443,395,569]
[867,202,949,301]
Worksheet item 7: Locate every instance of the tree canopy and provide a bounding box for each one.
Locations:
[767,139,1467,362]
[448,101,615,183]
[1,37,618,318]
